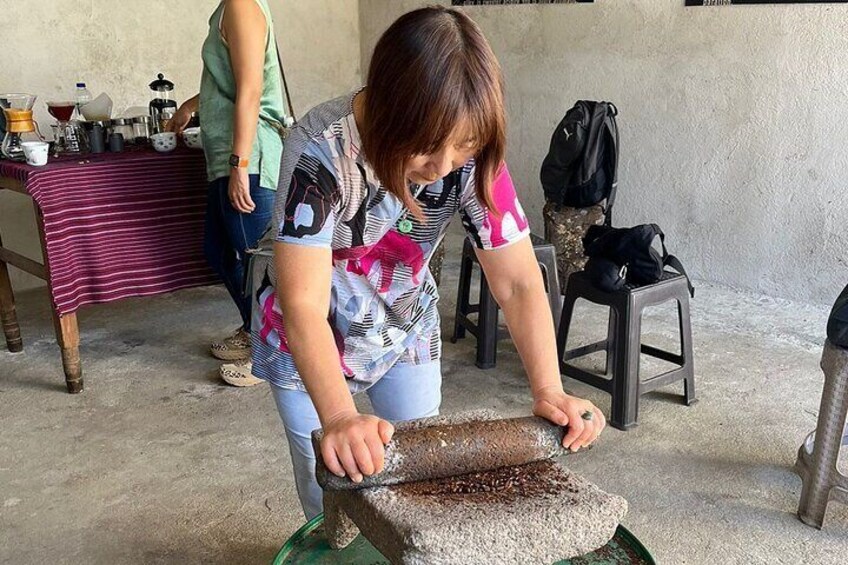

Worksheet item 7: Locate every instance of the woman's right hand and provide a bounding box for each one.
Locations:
[166,102,194,134]
[319,412,395,483]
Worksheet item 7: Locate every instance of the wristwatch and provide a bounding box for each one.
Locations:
[229,153,249,169]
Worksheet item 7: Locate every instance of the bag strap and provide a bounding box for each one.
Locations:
[651,224,695,298]
[603,102,619,226]
[274,37,297,124]
[653,224,667,256]
[663,254,694,298]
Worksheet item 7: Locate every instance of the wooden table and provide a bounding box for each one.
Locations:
[0,148,218,393]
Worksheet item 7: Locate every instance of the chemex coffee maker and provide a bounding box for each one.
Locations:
[149,73,177,133]
[0,93,44,161]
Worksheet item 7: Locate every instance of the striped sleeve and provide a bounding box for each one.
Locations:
[276,147,340,248]
[459,163,530,250]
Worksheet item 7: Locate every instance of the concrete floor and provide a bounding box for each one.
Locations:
[2,236,847,565]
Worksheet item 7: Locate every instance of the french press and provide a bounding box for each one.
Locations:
[149,73,177,133]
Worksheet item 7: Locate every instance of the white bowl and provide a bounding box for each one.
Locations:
[181,127,202,149]
[151,132,177,153]
[79,93,113,121]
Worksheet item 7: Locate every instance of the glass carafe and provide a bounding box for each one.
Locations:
[1,94,43,161]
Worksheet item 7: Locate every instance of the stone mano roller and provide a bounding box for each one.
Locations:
[312,415,576,491]
[313,412,628,565]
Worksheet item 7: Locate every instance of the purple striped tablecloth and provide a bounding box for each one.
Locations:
[0,147,219,316]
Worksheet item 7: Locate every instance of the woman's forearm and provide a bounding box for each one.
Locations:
[281,306,358,425]
[183,94,200,113]
[273,243,354,425]
[497,276,565,397]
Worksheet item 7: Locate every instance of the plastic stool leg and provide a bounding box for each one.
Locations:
[611,299,641,430]
[557,287,579,364]
[476,273,499,369]
[678,296,697,406]
[603,307,616,377]
[536,247,562,329]
[452,249,473,343]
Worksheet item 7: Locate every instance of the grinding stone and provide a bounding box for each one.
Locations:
[314,414,575,491]
[321,412,627,564]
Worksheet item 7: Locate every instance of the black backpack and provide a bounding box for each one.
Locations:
[582,224,694,297]
[540,101,619,221]
[828,284,848,349]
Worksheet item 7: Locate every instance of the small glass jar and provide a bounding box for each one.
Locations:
[132,115,152,143]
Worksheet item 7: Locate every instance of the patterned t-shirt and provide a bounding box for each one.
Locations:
[252,92,530,393]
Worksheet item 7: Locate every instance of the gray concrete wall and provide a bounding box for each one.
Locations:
[5,1,846,304]
[359,0,848,304]
[0,0,360,292]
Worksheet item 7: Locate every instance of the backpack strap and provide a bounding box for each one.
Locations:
[664,254,695,298]
[603,102,619,226]
[651,224,695,298]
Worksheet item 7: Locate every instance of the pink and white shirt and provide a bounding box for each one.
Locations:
[252,92,530,392]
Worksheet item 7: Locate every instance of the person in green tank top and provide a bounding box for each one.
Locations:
[169,0,290,387]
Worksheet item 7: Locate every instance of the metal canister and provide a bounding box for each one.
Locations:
[81,120,111,154]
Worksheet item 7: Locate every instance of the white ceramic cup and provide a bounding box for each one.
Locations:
[21,141,49,166]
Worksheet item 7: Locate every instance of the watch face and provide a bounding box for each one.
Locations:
[229,154,239,167]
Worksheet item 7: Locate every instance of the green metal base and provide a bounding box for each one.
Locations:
[273,514,655,564]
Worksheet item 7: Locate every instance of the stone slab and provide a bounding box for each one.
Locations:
[326,459,627,564]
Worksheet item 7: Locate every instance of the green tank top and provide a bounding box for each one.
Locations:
[199,0,287,190]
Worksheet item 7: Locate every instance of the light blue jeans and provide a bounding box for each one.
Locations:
[271,361,442,520]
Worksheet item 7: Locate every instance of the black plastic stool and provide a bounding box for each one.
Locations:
[452,234,561,369]
[557,270,696,430]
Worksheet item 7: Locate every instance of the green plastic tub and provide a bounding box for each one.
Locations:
[273,514,656,564]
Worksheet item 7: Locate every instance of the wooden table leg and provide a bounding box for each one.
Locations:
[1,180,30,353]
[0,239,23,352]
[34,202,83,393]
[53,312,82,393]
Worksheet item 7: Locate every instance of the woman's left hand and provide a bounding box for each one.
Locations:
[229,168,256,213]
[532,385,605,452]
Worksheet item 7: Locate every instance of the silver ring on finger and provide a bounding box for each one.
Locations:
[581,410,594,421]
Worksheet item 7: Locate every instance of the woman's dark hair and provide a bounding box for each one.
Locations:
[361,6,506,216]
